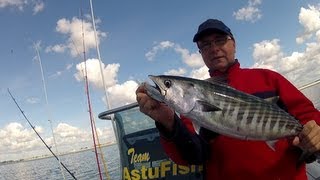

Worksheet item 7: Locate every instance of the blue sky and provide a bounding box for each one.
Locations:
[0,0,320,161]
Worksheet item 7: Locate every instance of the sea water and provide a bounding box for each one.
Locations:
[0,144,120,180]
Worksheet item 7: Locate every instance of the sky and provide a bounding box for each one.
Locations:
[0,0,320,161]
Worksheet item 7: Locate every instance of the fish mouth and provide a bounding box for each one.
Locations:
[145,75,166,102]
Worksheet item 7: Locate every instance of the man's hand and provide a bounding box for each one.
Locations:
[136,83,175,132]
[293,120,320,155]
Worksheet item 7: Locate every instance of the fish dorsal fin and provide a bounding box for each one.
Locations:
[195,100,221,112]
[264,96,279,104]
[205,75,228,85]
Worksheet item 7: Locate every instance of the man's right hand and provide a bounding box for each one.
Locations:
[136,83,175,132]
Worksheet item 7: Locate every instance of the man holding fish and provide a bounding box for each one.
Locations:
[136,19,320,179]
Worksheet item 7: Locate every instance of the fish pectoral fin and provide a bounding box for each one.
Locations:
[195,100,221,112]
[192,122,201,134]
[266,140,278,151]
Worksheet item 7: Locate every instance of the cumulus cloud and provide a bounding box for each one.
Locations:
[145,41,175,61]
[252,39,283,70]
[0,122,115,161]
[164,68,187,76]
[54,123,91,143]
[144,40,211,80]
[73,58,138,109]
[0,0,27,10]
[233,0,262,22]
[26,97,40,104]
[47,17,107,57]
[145,41,204,68]
[174,45,204,68]
[296,5,320,43]
[74,58,119,89]
[45,44,67,54]
[32,1,44,14]
[250,5,320,86]
[0,123,43,156]
[252,38,320,87]
[190,66,210,80]
[106,80,139,108]
[0,0,44,13]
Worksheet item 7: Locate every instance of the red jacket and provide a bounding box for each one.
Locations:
[157,61,320,180]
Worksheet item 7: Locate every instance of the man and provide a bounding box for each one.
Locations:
[136,19,320,179]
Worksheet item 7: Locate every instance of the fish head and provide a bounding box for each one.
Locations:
[146,75,198,114]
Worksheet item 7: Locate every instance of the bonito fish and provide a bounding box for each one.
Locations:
[145,75,303,142]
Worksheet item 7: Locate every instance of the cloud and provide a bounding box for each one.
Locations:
[74,58,119,89]
[145,41,209,80]
[45,44,67,54]
[233,0,262,22]
[54,123,115,150]
[248,0,262,6]
[0,0,44,13]
[251,37,320,87]
[48,17,107,57]
[145,41,175,61]
[296,5,320,43]
[26,97,40,104]
[0,123,43,155]
[0,0,27,10]
[106,80,139,108]
[252,39,283,70]
[145,41,204,68]
[73,58,138,109]
[55,123,89,139]
[174,45,204,68]
[190,66,210,80]
[164,68,187,76]
[251,5,320,87]
[32,1,44,15]
[0,122,115,161]
[48,63,73,79]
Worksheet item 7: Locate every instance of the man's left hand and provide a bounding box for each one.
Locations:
[293,120,320,155]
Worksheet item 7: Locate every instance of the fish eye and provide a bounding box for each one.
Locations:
[164,80,171,88]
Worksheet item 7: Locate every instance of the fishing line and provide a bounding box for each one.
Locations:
[7,89,77,180]
[34,43,66,180]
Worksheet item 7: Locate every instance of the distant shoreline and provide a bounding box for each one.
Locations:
[0,142,117,165]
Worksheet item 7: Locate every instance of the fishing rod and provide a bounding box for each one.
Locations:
[7,88,77,180]
[89,1,116,178]
[80,8,103,180]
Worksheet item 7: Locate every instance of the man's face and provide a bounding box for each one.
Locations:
[197,33,236,73]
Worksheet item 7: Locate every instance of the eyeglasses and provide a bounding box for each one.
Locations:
[198,36,232,53]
